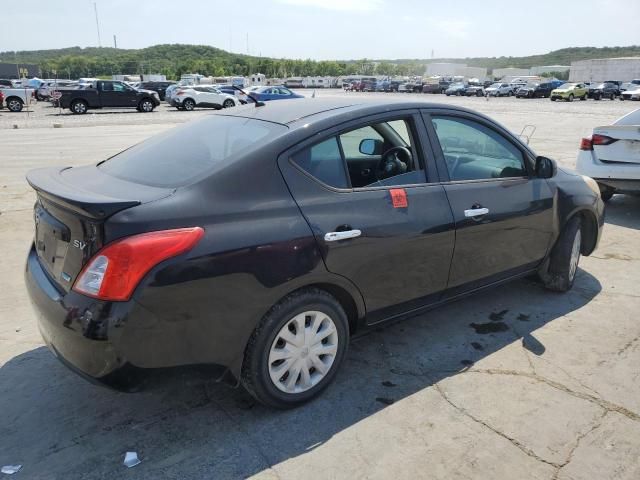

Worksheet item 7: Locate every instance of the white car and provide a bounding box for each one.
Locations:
[37,80,77,100]
[576,108,640,200]
[485,82,513,97]
[0,86,36,112]
[620,86,640,101]
[170,86,238,111]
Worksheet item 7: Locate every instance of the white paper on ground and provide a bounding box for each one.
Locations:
[1,465,23,475]
[123,452,141,468]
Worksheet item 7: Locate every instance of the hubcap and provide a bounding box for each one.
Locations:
[143,101,152,111]
[268,311,338,394]
[9,100,20,110]
[569,229,581,281]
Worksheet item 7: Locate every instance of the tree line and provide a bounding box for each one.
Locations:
[2,44,639,80]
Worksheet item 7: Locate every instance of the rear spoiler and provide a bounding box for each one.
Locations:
[27,167,141,219]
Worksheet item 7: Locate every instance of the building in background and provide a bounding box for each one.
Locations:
[530,65,570,76]
[570,57,640,82]
[0,63,40,79]
[492,67,530,79]
[425,63,488,80]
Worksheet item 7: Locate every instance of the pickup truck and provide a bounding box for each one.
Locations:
[59,80,160,114]
[0,86,36,112]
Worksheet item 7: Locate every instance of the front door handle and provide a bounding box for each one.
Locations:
[324,230,362,242]
[464,207,489,218]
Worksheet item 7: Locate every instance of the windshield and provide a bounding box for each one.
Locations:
[451,83,464,88]
[489,83,501,88]
[559,83,575,88]
[99,115,287,187]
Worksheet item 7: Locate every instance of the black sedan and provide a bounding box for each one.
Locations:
[588,82,618,100]
[25,99,604,408]
[515,82,555,98]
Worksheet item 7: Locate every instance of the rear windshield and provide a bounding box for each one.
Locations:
[99,115,287,187]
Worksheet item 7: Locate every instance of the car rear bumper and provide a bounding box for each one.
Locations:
[25,246,126,381]
[576,150,640,182]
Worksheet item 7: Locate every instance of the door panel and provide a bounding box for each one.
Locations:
[425,111,555,293]
[443,179,554,291]
[279,112,455,322]
[280,170,455,322]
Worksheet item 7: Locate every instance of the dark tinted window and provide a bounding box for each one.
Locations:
[432,116,526,181]
[100,116,287,187]
[291,137,348,188]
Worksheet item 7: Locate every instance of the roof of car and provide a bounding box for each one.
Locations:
[219,97,470,128]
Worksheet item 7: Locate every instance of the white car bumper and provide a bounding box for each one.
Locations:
[576,149,640,190]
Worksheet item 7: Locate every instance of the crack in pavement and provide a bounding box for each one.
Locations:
[432,380,562,469]
[466,369,640,422]
[618,334,640,356]
[551,410,608,480]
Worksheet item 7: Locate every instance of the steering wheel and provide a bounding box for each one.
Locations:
[377,146,412,180]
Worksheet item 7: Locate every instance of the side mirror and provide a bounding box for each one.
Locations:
[359,138,383,155]
[535,156,556,179]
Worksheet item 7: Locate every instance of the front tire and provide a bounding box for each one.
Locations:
[223,99,235,108]
[568,94,574,102]
[241,288,349,408]
[540,217,582,292]
[183,99,195,111]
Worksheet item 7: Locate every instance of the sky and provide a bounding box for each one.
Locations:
[1,0,638,60]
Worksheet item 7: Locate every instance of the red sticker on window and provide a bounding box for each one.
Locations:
[390,188,408,208]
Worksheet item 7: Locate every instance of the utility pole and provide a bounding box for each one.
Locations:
[94,2,102,47]
[113,35,117,49]
[246,33,249,55]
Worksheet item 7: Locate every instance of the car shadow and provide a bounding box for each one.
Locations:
[0,272,601,479]
[604,194,640,230]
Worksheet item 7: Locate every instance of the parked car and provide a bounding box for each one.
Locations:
[170,86,238,111]
[0,79,13,87]
[422,83,442,94]
[0,90,4,109]
[25,99,604,408]
[245,86,304,102]
[445,82,468,96]
[465,84,485,97]
[138,81,176,101]
[620,85,640,101]
[589,82,618,100]
[58,80,160,114]
[576,108,640,200]
[37,80,78,101]
[516,82,555,98]
[485,82,513,97]
[550,83,588,102]
[0,86,36,112]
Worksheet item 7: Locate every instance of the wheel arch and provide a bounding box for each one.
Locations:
[6,95,24,104]
[573,209,599,256]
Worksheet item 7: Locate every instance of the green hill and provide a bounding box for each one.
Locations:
[2,44,639,79]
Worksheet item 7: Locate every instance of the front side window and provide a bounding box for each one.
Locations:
[112,82,127,92]
[292,117,425,189]
[432,116,526,181]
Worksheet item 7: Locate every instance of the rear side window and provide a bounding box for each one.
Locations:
[100,116,287,187]
[291,137,348,188]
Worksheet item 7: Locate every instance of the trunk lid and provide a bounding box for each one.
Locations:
[593,125,640,164]
[27,165,173,292]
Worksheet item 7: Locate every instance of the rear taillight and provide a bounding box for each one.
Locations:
[592,134,617,146]
[73,227,204,301]
[581,134,617,150]
[176,90,185,96]
[580,137,593,151]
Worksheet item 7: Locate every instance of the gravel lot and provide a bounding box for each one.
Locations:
[1,91,639,480]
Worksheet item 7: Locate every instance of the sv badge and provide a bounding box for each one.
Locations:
[73,240,87,250]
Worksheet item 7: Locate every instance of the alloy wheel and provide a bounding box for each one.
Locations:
[268,311,339,394]
[569,229,581,281]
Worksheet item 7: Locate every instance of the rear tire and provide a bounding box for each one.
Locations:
[241,288,349,409]
[223,99,235,108]
[6,97,24,112]
[138,98,155,112]
[540,217,582,292]
[610,93,615,100]
[568,94,574,102]
[598,183,615,202]
[70,100,88,114]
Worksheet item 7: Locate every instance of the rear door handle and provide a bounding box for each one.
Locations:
[324,230,362,242]
[464,207,489,218]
